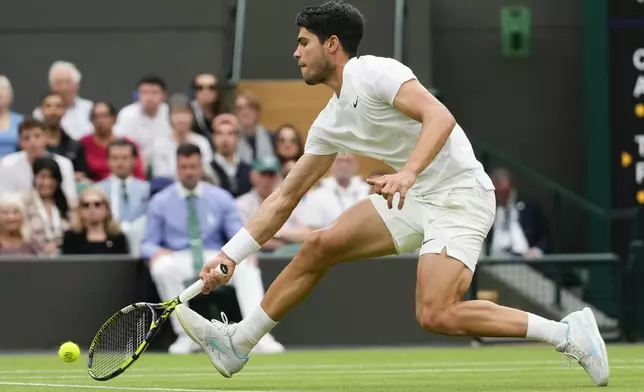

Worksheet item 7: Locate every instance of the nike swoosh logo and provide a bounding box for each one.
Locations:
[582,323,600,357]
[208,338,227,356]
[422,238,435,245]
[353,98,358,108]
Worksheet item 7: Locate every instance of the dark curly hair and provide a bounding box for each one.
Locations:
[295,0,364,57]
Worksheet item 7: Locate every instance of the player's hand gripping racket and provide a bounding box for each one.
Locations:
[87,264,228,381]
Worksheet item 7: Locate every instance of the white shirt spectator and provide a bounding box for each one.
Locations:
[0,151,77,202]
[149,133,213,179]
[302,176,370,229]
[113,102,172,163]
[33,97,93,140]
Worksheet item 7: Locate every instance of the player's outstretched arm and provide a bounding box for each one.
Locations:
[199,153,336,292]
[368,79,456,209]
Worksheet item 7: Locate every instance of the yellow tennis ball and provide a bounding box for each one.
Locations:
[58,341,80,363]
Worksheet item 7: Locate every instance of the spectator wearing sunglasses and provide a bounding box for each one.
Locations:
[61,187,128,255]
[190,73,224,145]
[274,124,304,165]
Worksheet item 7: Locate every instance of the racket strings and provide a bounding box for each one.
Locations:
[88,306,154,378]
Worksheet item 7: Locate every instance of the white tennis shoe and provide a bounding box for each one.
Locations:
[555,307,609,386]
[176,305,249,378]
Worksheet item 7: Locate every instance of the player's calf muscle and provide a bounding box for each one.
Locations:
[416,300,529,337]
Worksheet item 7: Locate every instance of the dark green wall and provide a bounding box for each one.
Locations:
[583,0,611,252]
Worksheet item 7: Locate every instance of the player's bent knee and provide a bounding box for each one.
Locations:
[416,306,460,336]
[297,229,343,267]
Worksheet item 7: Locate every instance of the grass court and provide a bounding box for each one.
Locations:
[0,345,642,391]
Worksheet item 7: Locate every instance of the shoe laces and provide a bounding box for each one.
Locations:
[559,323,590,369]
[562,343,588,368]
[212,312,248,361]
[211,312,235,334]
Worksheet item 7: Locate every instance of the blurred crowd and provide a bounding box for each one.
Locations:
[0,60,552,353]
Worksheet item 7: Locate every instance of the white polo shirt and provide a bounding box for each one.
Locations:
[304,55,494,200]
[114,102,172,162]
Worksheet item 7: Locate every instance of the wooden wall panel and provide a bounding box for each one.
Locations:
[237,80,394,178]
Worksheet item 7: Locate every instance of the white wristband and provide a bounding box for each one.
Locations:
[221,228,261,264]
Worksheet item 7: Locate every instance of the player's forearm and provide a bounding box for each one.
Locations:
[246,191,299,245]
[402,110,456,176]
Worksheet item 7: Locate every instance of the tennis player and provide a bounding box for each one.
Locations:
[177,0,609,386]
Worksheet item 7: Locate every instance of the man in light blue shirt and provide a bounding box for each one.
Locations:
[141,143,283,355]
[97,139,150,257]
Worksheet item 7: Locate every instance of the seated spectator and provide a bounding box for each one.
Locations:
[190,73,223,144]
[274,124,304,165]
[114,75,172,165]
[302,154,370,229]
[22,157,72,256]
[79,101,145,182]
[96,139,149,229]
[234,90,276,164]
[141,143,283,354]
[237,156,312,252]
[32,61,93,140]
[0,194,39,256]
[39,92,88,177]
[125,176,174,257]
[0,76,23,159]
[210,114,252,198]
[0,119,77,203]
[150,94,212,180]
[487,167,550,258]
[62,187,129,255]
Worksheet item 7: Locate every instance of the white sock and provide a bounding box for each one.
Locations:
[233,305,278,355]
[525,312,568,346]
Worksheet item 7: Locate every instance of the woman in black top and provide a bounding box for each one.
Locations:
[61,187,129,255]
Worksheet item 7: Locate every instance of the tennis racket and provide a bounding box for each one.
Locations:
[87,264,228,381]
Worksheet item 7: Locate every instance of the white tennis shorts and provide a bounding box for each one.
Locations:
[369,181,496,271]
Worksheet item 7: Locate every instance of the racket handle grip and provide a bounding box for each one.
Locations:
[178,264,229,303]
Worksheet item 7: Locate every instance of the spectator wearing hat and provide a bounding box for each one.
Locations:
[236,156,312,253]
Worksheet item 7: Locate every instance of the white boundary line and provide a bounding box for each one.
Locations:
[0,382,277,392]
[1,358,643,375]
[1,365,643,381]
